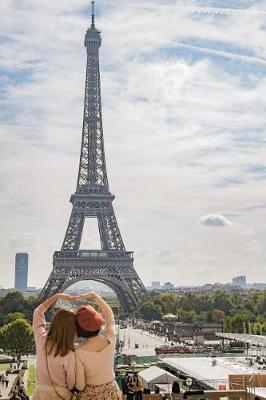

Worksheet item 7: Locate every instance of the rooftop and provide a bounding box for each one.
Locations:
[162,357,265,389]
[216,333,266,347]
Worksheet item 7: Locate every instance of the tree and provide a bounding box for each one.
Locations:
[212,309,225,323]
[194,295,212,313]
[160,294,180,315]
[0,292,35,323]
[197,311,209,323]
[139,302,163,321]
[213,291,233,314]
[137,289,266,326]
[3,312,27,325]
[252,322,263,335]
[257,294,266,316]
[224,316,232,333]
[0,318,34,354]
[180,310,197,323]
[230,312,254,333]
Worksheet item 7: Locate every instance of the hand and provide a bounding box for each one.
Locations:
[74,291,98,301]
[57,293,74,301]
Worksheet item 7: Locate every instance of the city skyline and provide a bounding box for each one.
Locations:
[2,264,265,291]
[0,253,264,291]
[1,1,266,289]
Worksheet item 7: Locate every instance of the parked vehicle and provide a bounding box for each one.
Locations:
[155,346,193,355]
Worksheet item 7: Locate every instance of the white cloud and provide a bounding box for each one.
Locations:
[246,239,262,253]
[0,0,266,288]
[200,214,232,227]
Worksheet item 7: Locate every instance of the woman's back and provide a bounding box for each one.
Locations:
[76,338,115,385]
[33,304,76,388]
[75,292,117,390]
[78,334,109,352]
[35,341,75,388]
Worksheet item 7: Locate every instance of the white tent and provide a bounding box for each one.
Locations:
[162,313,178,320]
[138,366,177,390]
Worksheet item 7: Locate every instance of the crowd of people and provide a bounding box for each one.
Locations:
[0,371,9,388]
[119,373,144,400]
[0,368,29,399]
[10,387,29,400]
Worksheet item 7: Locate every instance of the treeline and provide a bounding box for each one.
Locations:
[0,290,265,350]
[138,290,266,334]
[0,292,35,354]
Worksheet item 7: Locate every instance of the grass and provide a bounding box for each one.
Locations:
[27,364,37,396]
[0,363,10,372]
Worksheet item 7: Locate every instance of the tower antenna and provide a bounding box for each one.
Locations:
[91,1,95,28]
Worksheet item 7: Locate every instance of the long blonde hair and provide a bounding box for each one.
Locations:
[46,309,76,357]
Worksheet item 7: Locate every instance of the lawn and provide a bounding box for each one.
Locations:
[0,363,10,372]
[27,364,37,396]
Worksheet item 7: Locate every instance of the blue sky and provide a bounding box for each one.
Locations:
[0,0,266,288]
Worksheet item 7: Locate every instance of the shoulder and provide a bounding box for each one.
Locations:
[77,336,111,352]
[76,340,88,352]
[75,346,86,358]
[66,350,75,359]
[98,335,110,347]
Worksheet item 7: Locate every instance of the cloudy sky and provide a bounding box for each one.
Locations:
[1,0,266,289]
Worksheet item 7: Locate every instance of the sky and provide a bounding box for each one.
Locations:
[0,0,266,289]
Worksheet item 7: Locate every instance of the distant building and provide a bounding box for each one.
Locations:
[25,287,41,297]
[249,282,266,290]
[163,282,175,290]
[232,275,246,288]
[15,253,28,293]
[0,288,16,297]
[151,281,161,290]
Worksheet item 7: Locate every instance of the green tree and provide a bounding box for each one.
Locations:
[180,310,197,323]
[213,291,233,314]
[212,309,225,322]
[0,291,35,324]
[224,316,232,333]
[160,294,180,315]
[0,318,34,354]
[230,312,254,333]
[197,311,209,323]
[252,322,263,335]
[139,302,163,321]
[257,294,266,316]
[3,312,27,325]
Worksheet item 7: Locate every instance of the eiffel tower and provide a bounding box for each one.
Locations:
[39,2,146,312]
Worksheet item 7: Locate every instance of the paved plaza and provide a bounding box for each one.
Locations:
[117,326,168,356]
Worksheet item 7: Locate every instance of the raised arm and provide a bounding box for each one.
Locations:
[33,294,58,345]
[40,293,74,312]
[33,293,73,346]
[76,292,115,342]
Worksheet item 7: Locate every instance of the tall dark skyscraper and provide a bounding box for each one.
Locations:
[15,253,28,292]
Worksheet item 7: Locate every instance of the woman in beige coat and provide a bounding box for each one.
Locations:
[75,291,122,400]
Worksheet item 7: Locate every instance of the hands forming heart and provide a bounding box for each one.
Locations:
[57,291,98,302]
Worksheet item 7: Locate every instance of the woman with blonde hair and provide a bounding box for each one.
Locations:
[32,293,76,400]
[75,291,122,400]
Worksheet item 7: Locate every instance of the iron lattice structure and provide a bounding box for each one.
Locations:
[39,2,146,312]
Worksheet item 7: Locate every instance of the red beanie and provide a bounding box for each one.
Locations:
[76,305,105,332]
